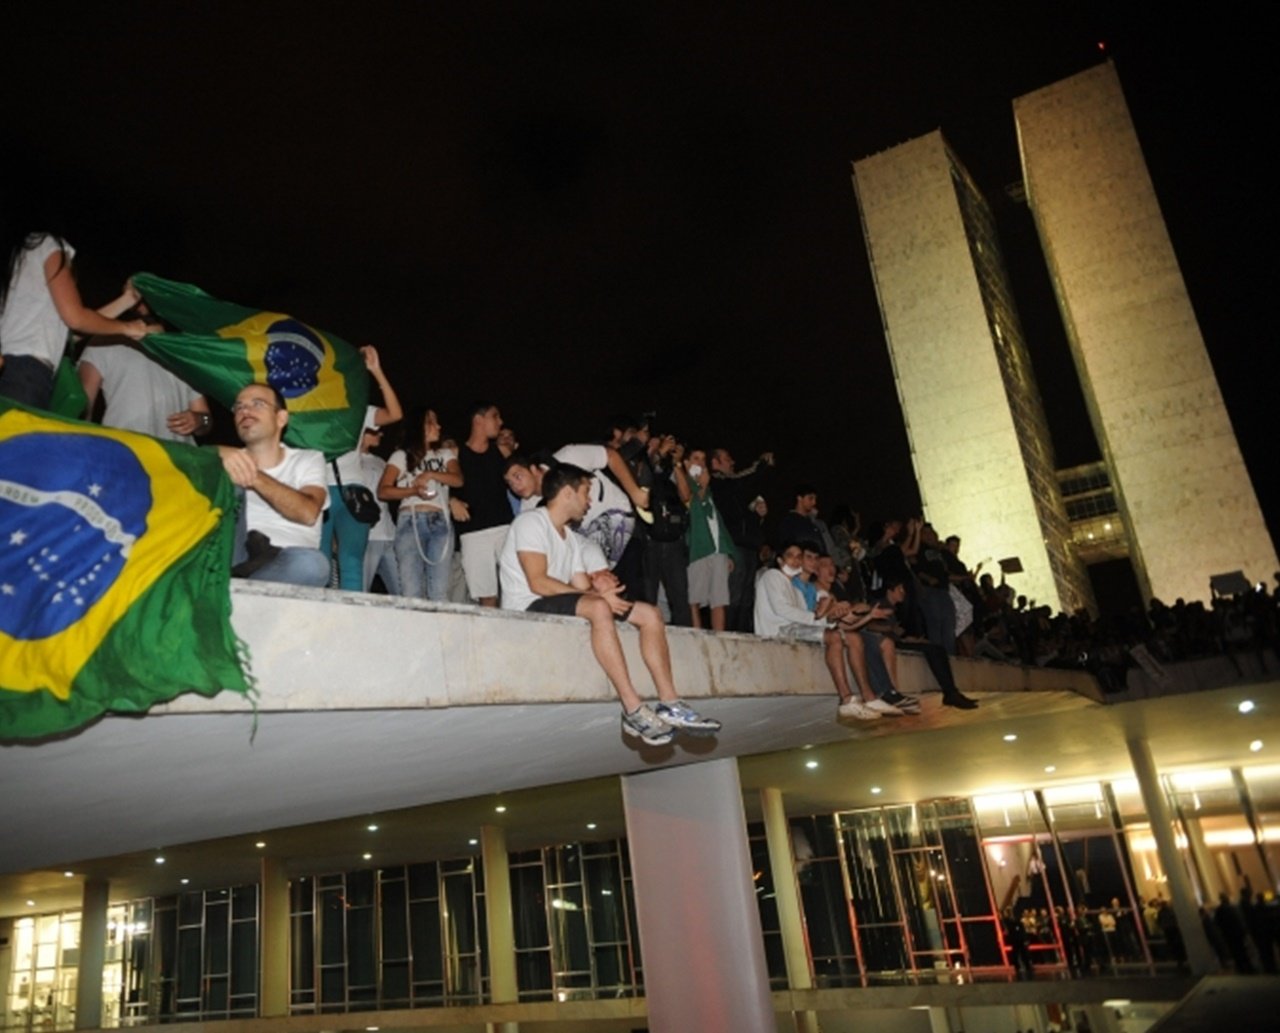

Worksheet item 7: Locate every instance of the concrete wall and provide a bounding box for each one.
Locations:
[1015,62,1277,604]
[854,132,1067,612]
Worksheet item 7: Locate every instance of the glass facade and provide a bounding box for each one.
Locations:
[508,840,640,1001]
[290,859,487,1013]
[6,765,1278,1028]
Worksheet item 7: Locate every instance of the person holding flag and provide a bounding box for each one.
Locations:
[220,383,330,587]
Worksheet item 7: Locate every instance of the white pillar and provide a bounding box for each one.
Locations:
[622,758,774,1033]
[259,858,289,1018]
[73,878,108,1030]
[1125,736,1217,975]
[760,787,819,1033]
[480,824,519,1033]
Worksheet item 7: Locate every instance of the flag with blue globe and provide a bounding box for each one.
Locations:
[0,402,248,739]
[132,273,369,460]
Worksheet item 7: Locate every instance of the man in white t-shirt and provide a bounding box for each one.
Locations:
[498,463,721,746]
[219,383,330,587]
[78,341,211,442]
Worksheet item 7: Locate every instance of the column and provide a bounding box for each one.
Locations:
[1125,737,1217,975]
[622,758,774,1033]
[73,878,108,1030]
[760,787,818,1033]
[480,823,519,1033]
[259,857,289,1018]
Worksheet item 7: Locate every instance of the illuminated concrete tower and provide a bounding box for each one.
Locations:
[1014,63,1276,604]
[853,132,1092,613]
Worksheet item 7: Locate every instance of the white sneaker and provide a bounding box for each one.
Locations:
[866,697,905,717]
[838,699,882,721]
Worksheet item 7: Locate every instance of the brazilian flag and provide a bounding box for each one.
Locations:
[0,400,250,739]
[133,273,369,459]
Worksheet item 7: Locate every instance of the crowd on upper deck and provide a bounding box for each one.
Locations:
[5,229,1277,738]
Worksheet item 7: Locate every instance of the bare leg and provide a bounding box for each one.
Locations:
[628,601,679,701]
[880,635,901,692]
[843,630,878,701]
[478,596,498,608]
[824,629,855,702]
[710,605,727,631]
[689,604,703,629]
[577,595,643,711]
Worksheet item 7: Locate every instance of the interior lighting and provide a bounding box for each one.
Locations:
[468,838,478,846]
[63,871,73,877]
[586,822,597,830]
[1239,700,1256,714]
[805,759,819,769]
[870,786,883,795]
[1044,765,1056,773]
[494,805,507,814]
[367,823,379,831]
[1251,740,1264,753]
[154,856,165,865]
[25,900,34,907]
[180,878,190,885]
[255,841,266,849]
[362,852,373,860]
[1003,733,1018,742]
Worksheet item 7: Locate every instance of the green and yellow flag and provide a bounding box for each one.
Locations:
[0,400,249,739]
[133,273,368,459]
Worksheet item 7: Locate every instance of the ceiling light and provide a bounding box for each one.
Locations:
[586,822,597,830]
[25,899,35,907]
[367,823,379,832]
[255,841,266,849]
[1044,765,1056,773]
[1003,733,1018,742]
[1251,740,1264,753]
[805,759,819,769]
[362,852,372,860]
[495,805,507,814]
[870,786,882,795]
[180,878,190,885]
[468,838,478,846]
[154,856,165,865]
[63,871,73,878]
[1239,700,1256,714]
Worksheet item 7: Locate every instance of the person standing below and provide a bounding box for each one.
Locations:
[1,228,154,408]
[498,463,721,745]
[321,346,402,590]
[453,401,511,607]
[379,407,461,602]
[219,383,329,587]
[679,448,736,631]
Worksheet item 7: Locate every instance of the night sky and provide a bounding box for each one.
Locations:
[5,3,1274,560]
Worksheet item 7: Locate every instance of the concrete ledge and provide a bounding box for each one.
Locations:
[154,583,1102,714]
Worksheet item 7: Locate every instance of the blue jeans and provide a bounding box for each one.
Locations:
[395,508,452,601]
[230,489,331,588]
[249,547,331,587]
[363,538,400,594]
[0,354,54,409]
[320,486,371,591]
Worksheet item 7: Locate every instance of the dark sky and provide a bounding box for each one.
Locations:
[5,3,1274,552]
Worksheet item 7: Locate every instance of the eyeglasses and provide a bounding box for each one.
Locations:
[232,398,278,414]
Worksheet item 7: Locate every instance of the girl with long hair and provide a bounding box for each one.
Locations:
[378,407,463,601]
[1,225,154,408]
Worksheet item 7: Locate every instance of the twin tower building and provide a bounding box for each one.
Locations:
[852,61,1276,614]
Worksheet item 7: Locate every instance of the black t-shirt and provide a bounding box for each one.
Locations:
[457,443,512,533]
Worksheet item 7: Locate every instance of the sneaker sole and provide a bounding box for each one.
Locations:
[623,725,676,746]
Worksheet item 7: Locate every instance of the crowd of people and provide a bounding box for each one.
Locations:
[6,228,1276,744]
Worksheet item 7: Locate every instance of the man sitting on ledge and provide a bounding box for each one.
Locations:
[498,463,721,746]
[219,383,330,587]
